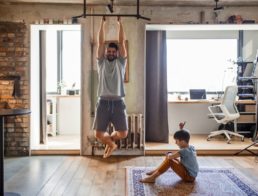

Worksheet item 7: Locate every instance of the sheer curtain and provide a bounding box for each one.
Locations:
[145,31,169,143]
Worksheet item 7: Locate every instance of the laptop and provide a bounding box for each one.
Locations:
[189,89,206,99]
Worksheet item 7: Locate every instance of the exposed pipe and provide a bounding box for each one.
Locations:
[83,0,86,18]
[137,0,139,19]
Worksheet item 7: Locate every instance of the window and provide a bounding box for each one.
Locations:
[62,31,81,89]
[45,29,81,93]
[167,39,238,93]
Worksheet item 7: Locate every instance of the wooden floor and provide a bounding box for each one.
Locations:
[145,134,258,155]
[32,134,80,150]
[31,134,81,155]
[4,155,258,196]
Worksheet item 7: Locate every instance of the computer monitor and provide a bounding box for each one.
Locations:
[189,89,206,99]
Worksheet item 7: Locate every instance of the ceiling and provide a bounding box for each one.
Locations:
[2,0,258,6]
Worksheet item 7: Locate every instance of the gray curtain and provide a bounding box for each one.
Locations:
[145,31,169,143]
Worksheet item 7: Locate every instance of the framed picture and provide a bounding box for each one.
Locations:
[105,40,129,83]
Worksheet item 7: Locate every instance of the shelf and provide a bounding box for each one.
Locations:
[239,112,256,115]
[238,85,254,89]
[235,61,253,64]
[238,94,255,97]
[237,131,252,134]
[237,122,256,124]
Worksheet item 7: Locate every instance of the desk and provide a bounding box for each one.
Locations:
[0,109,31,196]
[168,99,257,135]
[169,99,256,104]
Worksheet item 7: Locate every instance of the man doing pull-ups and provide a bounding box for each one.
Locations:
[93,17,128,158]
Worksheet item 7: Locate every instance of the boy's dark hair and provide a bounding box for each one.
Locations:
[107,42,118,51]
[174,129,190,143]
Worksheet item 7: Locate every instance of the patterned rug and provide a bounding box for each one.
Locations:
[126,167,258,196]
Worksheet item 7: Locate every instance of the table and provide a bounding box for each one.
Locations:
[0,109,31,196]
[168,99,257,136]
[168,99,256,104]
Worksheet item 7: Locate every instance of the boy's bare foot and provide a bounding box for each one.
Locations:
[140,176,156,183]
[104,143,117,158]
[146,170,156,175]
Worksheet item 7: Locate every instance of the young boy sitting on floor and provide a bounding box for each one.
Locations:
[140,123,199,183]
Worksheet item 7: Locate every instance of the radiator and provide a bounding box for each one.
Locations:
[89,113,144,155]
[108,113,144,149]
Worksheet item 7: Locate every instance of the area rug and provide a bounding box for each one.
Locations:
[126,167,258,196]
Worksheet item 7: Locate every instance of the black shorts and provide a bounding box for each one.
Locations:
[92,99,128,132]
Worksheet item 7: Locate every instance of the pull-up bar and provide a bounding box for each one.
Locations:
[72,0,151,21]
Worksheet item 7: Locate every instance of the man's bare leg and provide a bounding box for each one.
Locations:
[110,130,128,141]
[103,130,128,158]
[104,143,117,158]
[103,132,111,155]
[94,130,116,158]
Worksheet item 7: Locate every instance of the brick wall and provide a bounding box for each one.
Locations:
[0,22,30,156]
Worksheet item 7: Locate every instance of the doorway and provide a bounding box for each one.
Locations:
[30,25,81,152]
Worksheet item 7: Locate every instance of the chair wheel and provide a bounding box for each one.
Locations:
[227,141,231,144]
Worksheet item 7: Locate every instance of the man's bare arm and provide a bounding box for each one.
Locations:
[97,17,106,59]
[117,17,127,58]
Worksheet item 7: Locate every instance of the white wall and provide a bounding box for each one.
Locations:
[168,103,218,134]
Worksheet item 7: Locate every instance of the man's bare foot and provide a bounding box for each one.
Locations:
[104,143,117,158]
[140,176,156,183]
[103,145,110,158]
[146,170,156,175]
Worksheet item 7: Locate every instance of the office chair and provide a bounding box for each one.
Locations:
[207,85,244,144]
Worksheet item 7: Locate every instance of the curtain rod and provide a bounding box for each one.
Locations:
[72,0,151,21]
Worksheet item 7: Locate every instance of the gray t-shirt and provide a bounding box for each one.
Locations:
[97,56,127,98]
[179,145,199,177]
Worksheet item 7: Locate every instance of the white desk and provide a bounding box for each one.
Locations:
[169,99,256,104]
[168,99,256,134]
